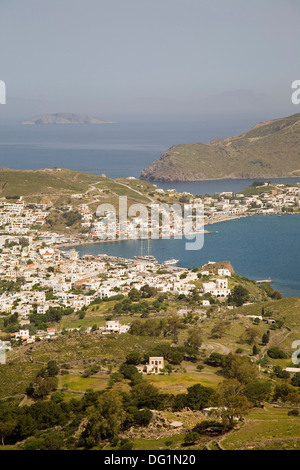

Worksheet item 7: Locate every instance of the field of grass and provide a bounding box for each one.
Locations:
[106,432,210,451]
[237,298,300,326]
[221,405,300,450]
[0,445,19,450]
[60,315,107,330]
[58,373,108,392]
[104,434,186,451]
[145,363,222,394]
[0,168,101,197]
[131,434,185,450]
[234,298,300,363]
[0,362,41,399]
[0,168,154,202]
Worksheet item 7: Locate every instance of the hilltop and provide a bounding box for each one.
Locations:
[140,113,300,182]
[0,168,158,234]
[0,168,153,204]
[22,112,113,125]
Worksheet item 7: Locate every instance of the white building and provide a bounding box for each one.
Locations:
[218,268,231,276]
[143,356,165,374]
[102,320,130,335]
[202,278,230,298]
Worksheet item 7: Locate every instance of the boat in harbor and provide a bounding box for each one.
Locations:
[134,239,158,263]
[163,258,179,265]
[134,254,157,263]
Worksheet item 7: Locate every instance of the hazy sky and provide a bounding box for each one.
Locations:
[0,0,299,121]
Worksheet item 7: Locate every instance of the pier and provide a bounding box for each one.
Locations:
[256,279,273,285]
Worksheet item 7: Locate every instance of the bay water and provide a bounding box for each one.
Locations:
[0,122,299,297]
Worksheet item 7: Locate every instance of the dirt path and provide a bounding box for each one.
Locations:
[201,342,231,355]
[114,180,155,203]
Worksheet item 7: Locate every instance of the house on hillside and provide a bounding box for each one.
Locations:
[138,356,165,375]
[102,320,130,335]
[217,268,231,276]
[202,278,230,298]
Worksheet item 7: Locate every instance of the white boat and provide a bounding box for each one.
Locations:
[134,255,157,263]
[163,258,179,265]
[134,239,158,263]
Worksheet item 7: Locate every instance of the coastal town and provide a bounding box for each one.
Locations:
[1,178,300,452]
[0,179,299,245]
[0,234,232,347]
[0,179,298,348]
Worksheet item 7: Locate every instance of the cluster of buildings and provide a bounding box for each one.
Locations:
[0,223,233,349]
[0,200,48,235]
[76,183,300,240]
[0,235,231,318]
[1,182,297,351]
[0,183,299,247]
[199,183,300,222]
[9,320,131,345]
[10,326,56,344]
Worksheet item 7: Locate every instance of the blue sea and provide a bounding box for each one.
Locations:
[0,122,299,297]
[1,122,300,194]
[68,214,300,299]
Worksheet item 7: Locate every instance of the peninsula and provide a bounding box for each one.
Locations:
[140,113,300,182]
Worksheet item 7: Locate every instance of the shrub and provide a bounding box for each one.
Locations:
[193,420,224,435]
[183,431,200,445]
[291,372,300,387]
[267,347,288,359]
[126,351,142,365]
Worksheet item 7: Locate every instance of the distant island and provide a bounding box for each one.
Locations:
[22,112,113,125]
[141,113,300,182]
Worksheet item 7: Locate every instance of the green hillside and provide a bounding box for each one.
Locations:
[1,295,300,450]
[0,168,154,207]
[140,113,300,181]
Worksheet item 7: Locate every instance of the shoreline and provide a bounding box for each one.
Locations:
[55,229,212,249]
[55,212,299,249]
[147,174,300,183]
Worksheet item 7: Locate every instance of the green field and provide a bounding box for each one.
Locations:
[221,405,300,450]
[145,363,222,394]
[1,294,300,450]
[58,373,108,392]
